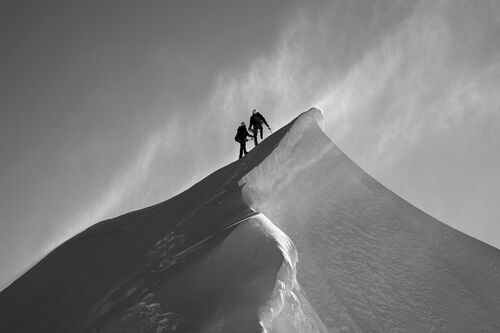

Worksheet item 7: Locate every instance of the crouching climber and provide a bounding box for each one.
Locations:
[234,121,253,159]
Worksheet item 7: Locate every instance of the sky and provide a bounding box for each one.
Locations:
[0,0,499,289]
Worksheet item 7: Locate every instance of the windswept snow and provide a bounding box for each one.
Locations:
[252,213,327,333]
[241,108,500,332]
[1,107,500,333]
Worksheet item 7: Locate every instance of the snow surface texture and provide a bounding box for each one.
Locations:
[242,108,500,332]
[1,108,500,333]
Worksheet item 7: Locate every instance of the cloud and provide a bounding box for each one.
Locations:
[49,116,182,248]
[215,0,498,169]
[206,0,500,245]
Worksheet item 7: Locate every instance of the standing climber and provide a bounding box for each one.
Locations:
[234,121,253,159]
[248,109,271,146]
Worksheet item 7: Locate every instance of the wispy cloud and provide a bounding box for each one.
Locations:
[209,0,499,167]
[207,0,500,245]
[50,116,181,248]
[52,0,500,252]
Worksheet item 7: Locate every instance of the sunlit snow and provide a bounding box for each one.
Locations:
[1,108,499,332]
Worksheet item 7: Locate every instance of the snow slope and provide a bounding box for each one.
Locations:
[1,108,499,332]
[242,108,500,332]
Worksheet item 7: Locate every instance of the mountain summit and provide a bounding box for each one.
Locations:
[1,108,499,332]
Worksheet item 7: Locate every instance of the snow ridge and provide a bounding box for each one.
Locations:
[240,107,329,208]
[253,214,326,333]
[240,106,500,332]
[238,109,331,332]
[255,214,298,331]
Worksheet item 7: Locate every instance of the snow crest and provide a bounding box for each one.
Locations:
[253,215,327,333]
[254,214,298,331]
[252,214,306,333]
[241,108,330,332]
[240,107,330,208]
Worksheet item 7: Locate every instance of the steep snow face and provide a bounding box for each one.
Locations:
[2,107,500,333]
[0,110,305,332]
[241,108,500,332]
[241,108,329,208]
[251,213,327,333]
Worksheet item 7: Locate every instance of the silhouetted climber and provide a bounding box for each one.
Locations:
[234,121,253,159]
[248,109,271,146]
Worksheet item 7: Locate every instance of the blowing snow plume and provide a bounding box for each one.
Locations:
[1,108,500,332]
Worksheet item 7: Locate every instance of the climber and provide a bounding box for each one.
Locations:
[234,121,253,159]
[248,109,271,146]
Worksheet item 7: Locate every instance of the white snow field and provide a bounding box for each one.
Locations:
[1,108,499,332]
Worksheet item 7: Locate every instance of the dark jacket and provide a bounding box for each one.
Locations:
[235,125,252,142]
[249,112,269,131]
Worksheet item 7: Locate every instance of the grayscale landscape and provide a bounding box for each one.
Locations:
[1,1,499,332]
[1,109,499,332]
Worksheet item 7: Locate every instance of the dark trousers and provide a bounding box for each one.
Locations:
[239,141,248,158]
[252,126,263,146]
